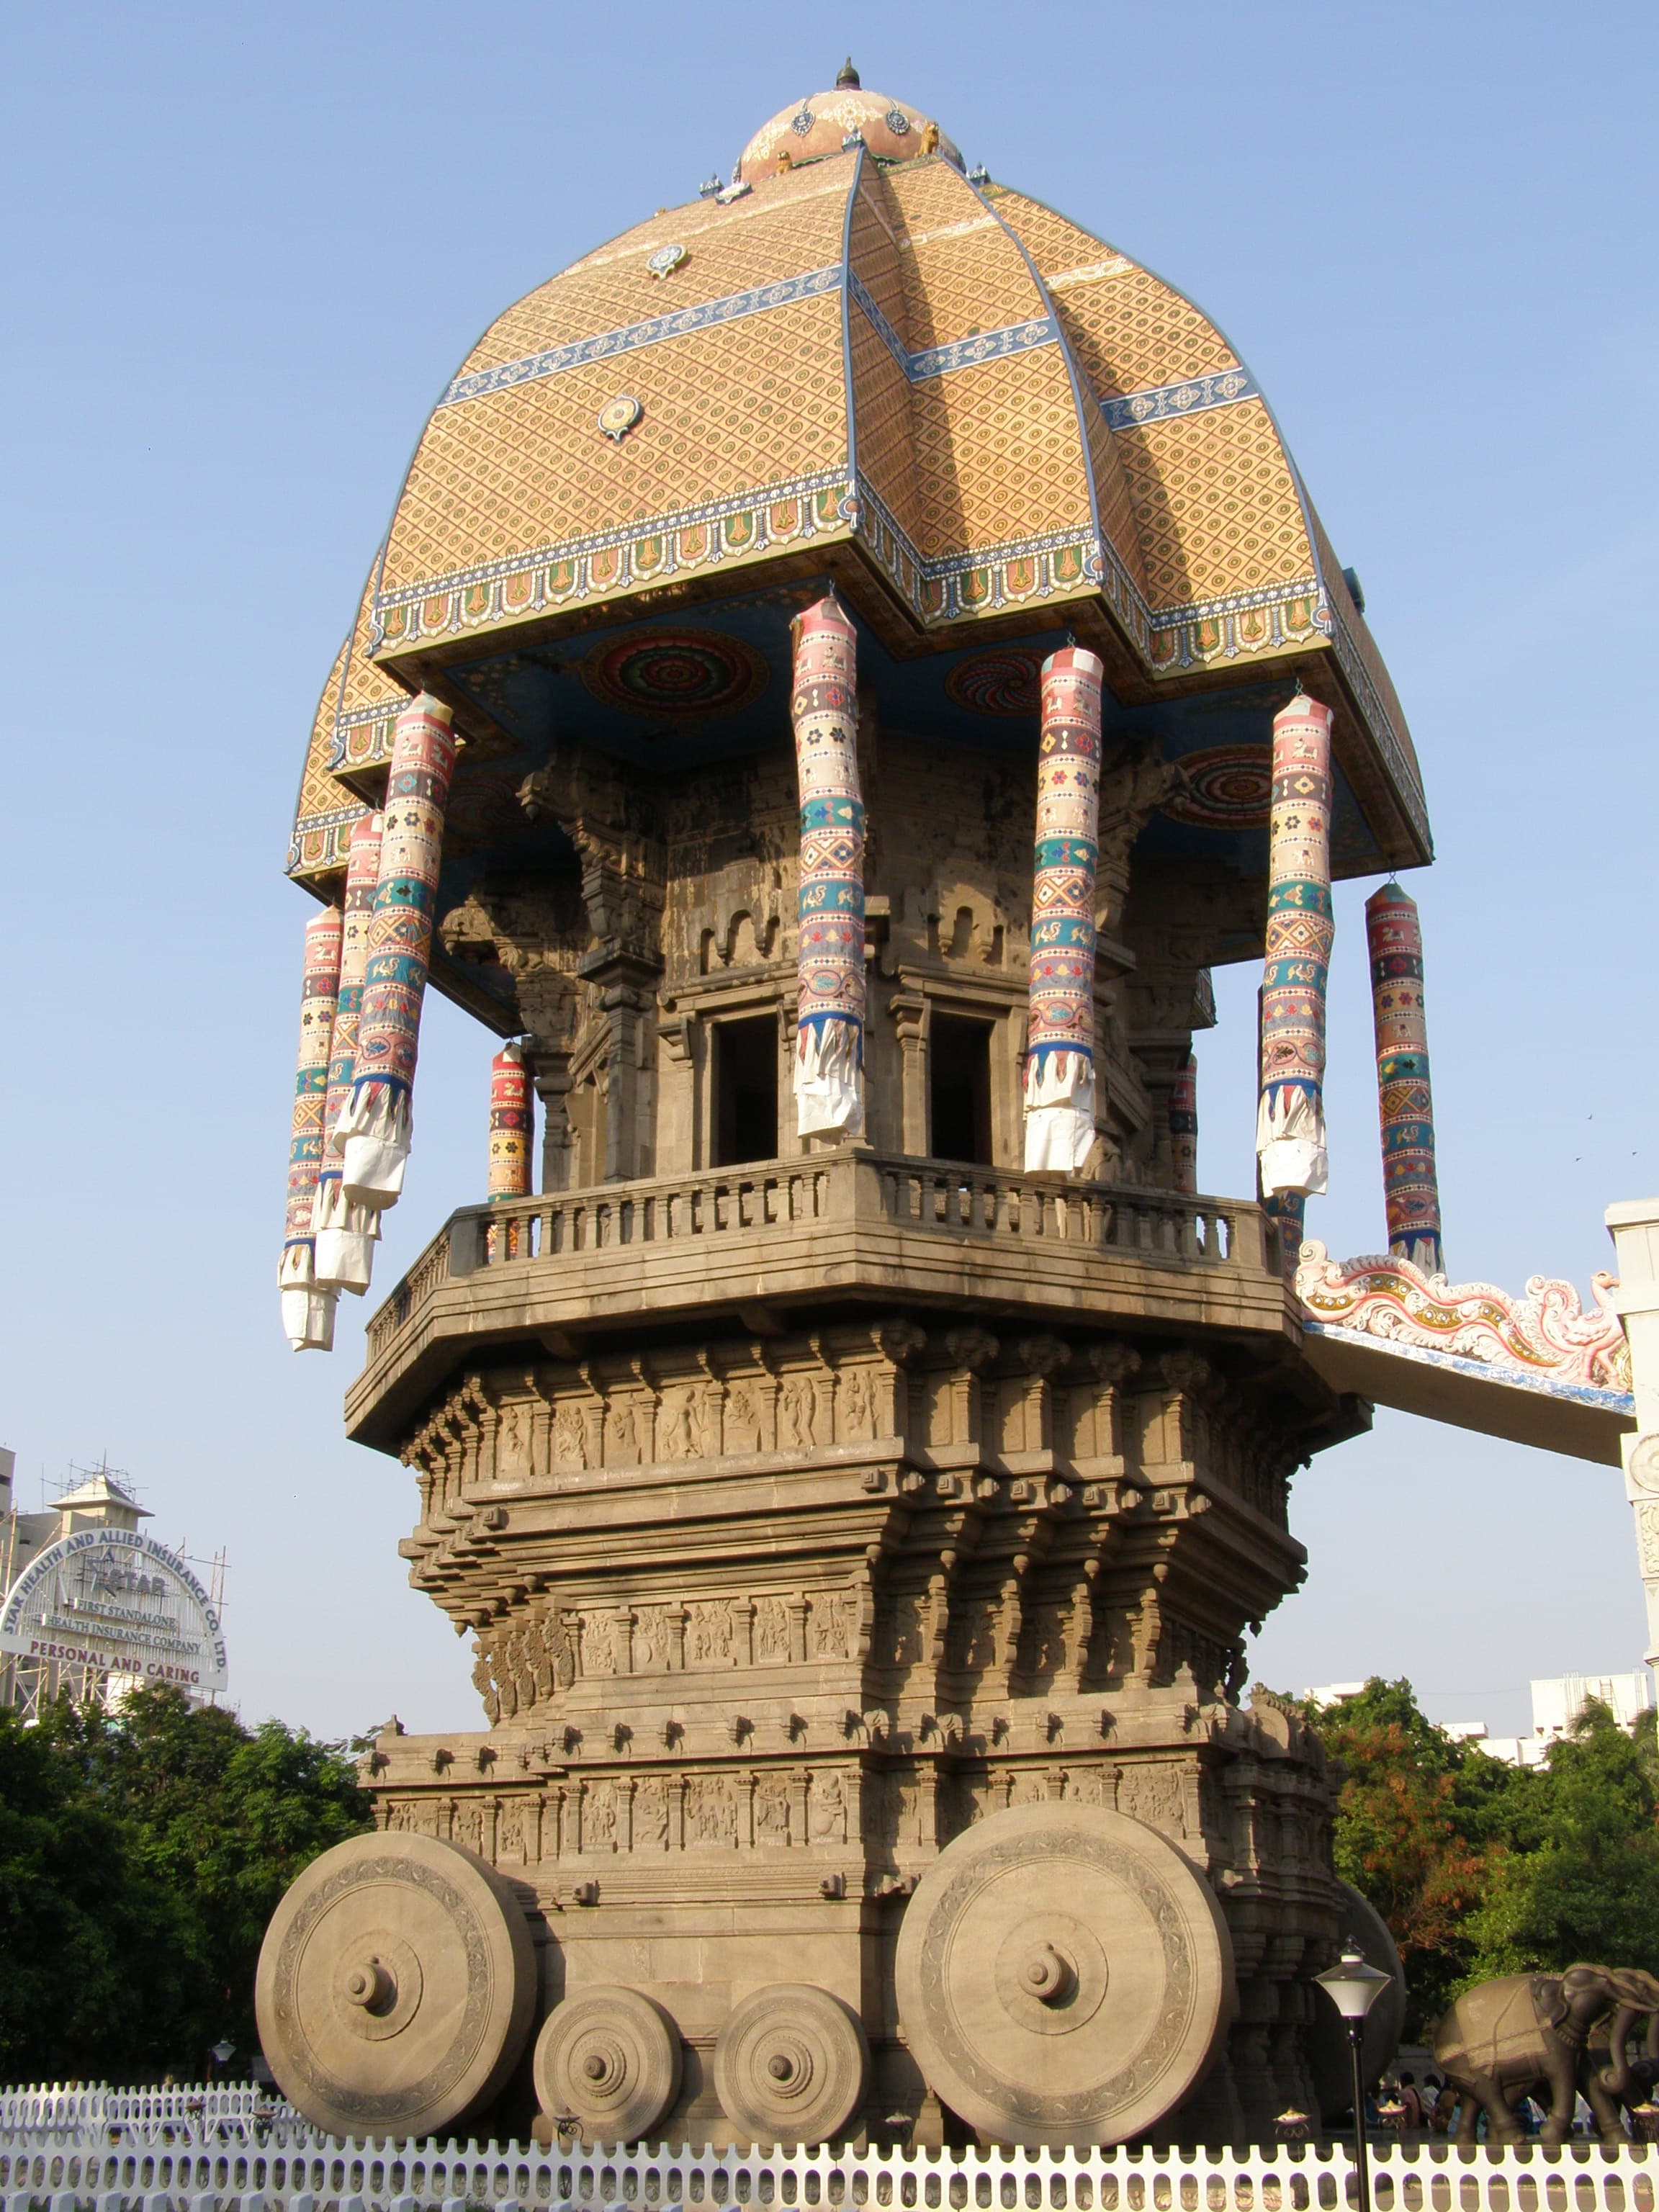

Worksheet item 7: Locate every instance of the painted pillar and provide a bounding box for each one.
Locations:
[1169,1053,1198,1196]
[1256,691,1334,1200]
[313,810,385,1292]
[1023,645,1105,1175]
[790,597,865,1138]
[279,902,342,1352]
[489,1040,534,1201]
[339,693,458,1209]
[1365,879,1444,1275]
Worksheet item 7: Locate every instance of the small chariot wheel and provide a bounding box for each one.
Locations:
[255,1830,537,2138]
[713,1982,870,2144]
[532,1984,682,2142]
[894,1801,1235,2146]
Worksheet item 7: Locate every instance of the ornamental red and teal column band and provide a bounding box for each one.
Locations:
[489,1040,534,1202]
[279,901,342,1352]
[313,809,384,1295]
[339,693,458,1209]
[791,596,865,1139]
[1366,878,1444,1274]
[1169,1053,1198,1195]
[1023,645,1105,1174]
[1256,691,1334,1200]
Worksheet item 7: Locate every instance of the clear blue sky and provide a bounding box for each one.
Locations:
[3,3,1655,1742]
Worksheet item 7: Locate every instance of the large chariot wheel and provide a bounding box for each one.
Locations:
[894,1801,1235,2146]
[1307,1880,1407,2123]
[255,1830,537,2138]
[532,1984,682,2143]
[713,1983,870,2144]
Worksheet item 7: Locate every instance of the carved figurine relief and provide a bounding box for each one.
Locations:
[778,1374,817,1449]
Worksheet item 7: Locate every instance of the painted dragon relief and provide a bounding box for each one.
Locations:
[1294,1240,1631,1393]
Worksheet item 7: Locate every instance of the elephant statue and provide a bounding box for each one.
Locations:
[1434,1964,1659,2145]
[1583,2005,1659,2136]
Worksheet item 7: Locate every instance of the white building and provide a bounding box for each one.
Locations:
[1298,1671,1653,1766]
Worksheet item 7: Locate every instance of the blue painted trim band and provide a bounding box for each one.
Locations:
[848,271,1056,382]
[1100,368,1259,431]
[442,266,846,405]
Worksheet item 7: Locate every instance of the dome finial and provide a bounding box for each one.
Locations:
[837,56,860,88]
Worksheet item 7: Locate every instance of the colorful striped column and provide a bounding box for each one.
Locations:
[279,902,343,1352]
[339,693,457,1208]
[1169,1053,1198,1195]
[1366,879,1444,1275]
[1256,691,1334,1199]
[1023,646,1105,1174]
[791,597,865,1138]
[487,1039,534,1264]
[489,1040,534,1200]
[313,811,385,1292]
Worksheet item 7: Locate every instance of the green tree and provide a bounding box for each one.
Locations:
[1465,1701,1659,1977]
[0,1686,372,2080]
[1306,1678,1499,2035]
[1305,1680,1659,2039]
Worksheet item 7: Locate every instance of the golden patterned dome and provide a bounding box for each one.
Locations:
[289,88,1427,886]
[734,66,962,181]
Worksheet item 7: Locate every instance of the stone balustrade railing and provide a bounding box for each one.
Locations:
[367,1152,1267,1364]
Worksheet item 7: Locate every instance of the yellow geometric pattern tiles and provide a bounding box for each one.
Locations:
[381,289,850,595]
[292,113,1433,866]
[464,168,857,379]
[993,191,1236,392]
[332,143,1353,689]
[1116,400,1313,608]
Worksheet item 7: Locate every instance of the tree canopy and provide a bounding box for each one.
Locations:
[0,1685,371,2081]
[1305,1678,1659,2037]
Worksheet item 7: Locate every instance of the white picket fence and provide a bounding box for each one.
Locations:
[0,2092,278,2131]
[0,2120,1655,2212]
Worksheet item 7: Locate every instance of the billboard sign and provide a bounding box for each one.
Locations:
[0,1526,228,1692]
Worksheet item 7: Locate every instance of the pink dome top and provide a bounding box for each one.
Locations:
[735,76,962,183]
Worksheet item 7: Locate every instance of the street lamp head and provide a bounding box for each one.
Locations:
[1314,1943,1393,2021]
[210,2039,235,2066]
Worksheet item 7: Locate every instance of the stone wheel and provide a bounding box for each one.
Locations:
[532,1984,682,2143]
[1307,1880,1407,2123]
[894,1801,1235,2146]
[713,1983,870,2144]
[255,1830,537,2138]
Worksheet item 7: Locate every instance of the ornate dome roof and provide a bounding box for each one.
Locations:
[734,71,962,181]
[289,90,1427,886]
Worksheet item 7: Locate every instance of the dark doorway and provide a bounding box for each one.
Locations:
[930,1015,994,1164]
[714,1016,779,1165]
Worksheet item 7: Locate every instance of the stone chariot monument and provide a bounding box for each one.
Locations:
[259,69,1431,2151]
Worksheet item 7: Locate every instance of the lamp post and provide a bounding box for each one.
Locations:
[210,2038,234,2080]
[1314,1943,1393,2211]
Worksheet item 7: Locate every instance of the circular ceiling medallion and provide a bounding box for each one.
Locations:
[597,394,642,442]
[1161,743,1272,829]
[646,243,688,279]
[583,627,769,716]
[945,647,1044,718]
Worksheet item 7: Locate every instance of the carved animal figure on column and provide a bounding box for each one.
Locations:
[1434,1964,1659,2144]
